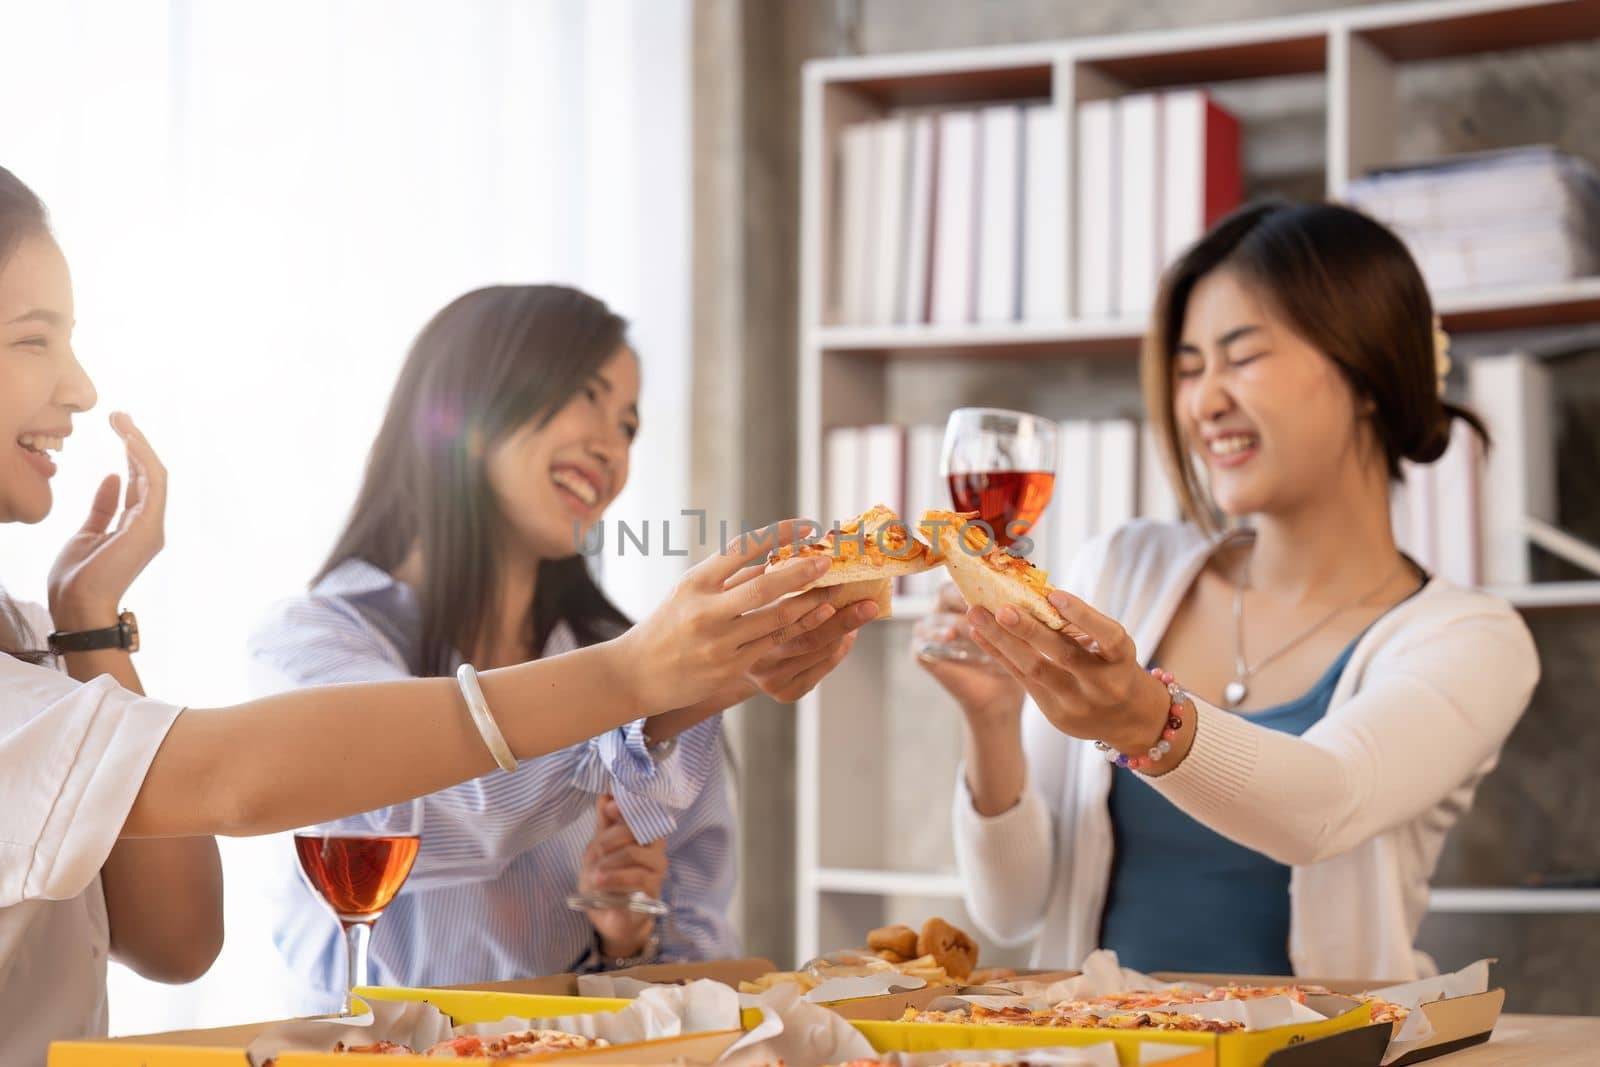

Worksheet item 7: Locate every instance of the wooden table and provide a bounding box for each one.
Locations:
[1437,1013,1600,1065]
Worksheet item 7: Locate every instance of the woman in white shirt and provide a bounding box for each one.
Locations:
[0,166,839,1064]
[918,201,1539,980]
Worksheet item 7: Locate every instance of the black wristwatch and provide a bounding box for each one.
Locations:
[48,610,140,654]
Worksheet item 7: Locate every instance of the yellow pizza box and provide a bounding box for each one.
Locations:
[48,1017,732,1062]
[1153,971,1506,1066]
[838,989,1382,1067]
[49,960,775,1066]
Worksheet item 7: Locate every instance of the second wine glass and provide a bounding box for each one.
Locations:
[916,407,1058,664]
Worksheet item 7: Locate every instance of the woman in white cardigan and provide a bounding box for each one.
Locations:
[917,201,1539,981]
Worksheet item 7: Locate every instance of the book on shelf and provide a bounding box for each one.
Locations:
[899,113,937,325]
[977,105,1022,324]
[1139,421,1181,523]
[1117,93,1162,318]
[871,117,911,328]
[1022,103,1066,323]
[931,109,980,326]
[1074,98,1118,319]
[1394,426,1483,588]
[1432,419,1483,588]
[1161,89,1243,270]
[1076,90,1241,319]
[1345,146,1600,293]
[825,426,864,535]
[836,122,877,326]
[1469,351,1556,586]
[1053,419,1099,578]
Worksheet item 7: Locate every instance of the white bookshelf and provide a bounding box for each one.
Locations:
[796,0,1600,964]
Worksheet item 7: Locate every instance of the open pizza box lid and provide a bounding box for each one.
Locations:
[1152,971,1504,1066]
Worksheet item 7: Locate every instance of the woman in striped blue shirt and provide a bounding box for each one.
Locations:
[250,285,874,1008]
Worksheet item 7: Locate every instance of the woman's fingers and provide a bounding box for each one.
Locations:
[728,557,830,617]
[78,474,121,537]
[591,821,639,853]
[694,519,818,590]
[587,864,664,893]
[761,597,876,662]
[777,631,857,696]
[594,842,667,875]
[969,606,1077,686]
[730,584,833,650]
[110,413,168,539]
[1046,590,1134,664]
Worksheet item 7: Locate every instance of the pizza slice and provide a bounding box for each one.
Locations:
[920,509,1067,630]
[766,504,936,618]
[422,1030,608,1058]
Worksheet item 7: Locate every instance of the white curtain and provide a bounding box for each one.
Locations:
[0,0,691,1033]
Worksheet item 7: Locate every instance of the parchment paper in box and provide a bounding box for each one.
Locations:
[245,980,738,1065]
[715,987,1207,1067]
[1153,957,1498,1067]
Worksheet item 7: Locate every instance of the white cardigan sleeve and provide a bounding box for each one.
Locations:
[1149,593,1538,867]
[950,531,1117,946]
[0,653,183,906]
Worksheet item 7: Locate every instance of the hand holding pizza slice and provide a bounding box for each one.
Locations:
[766,504,936,618]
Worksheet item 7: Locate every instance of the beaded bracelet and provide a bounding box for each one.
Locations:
[1093,668,1185,772]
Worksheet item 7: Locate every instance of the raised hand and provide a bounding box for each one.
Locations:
[913,581,1024,722]
[47,412,167,630]
[966,589,1179,763]
[719,561,880,703]
[616,520,839,715]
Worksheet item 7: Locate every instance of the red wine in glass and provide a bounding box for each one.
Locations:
[946,470,1057,548]
[294,798,423,1011]
[294,833,420,922]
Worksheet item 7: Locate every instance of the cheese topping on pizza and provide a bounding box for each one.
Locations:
[902,1004,1243,1033]
[771,504,930,568]
[318,1029,607,1059]
[921,509,1054,592]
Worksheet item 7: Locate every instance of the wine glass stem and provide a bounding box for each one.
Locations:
[341,919,373,1014]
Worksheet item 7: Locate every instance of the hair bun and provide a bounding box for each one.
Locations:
[1405,405,1454,465]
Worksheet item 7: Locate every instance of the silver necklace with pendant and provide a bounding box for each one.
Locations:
[1226,550,1409,709]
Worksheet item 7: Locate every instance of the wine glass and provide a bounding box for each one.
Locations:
[294,798,423,1012]
[916,407,1058,664]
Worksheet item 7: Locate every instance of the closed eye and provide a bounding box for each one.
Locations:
[1228,351,1269,368]
[623,421,639,442]
[14,336,48,348]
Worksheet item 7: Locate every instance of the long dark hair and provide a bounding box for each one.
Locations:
[1142,199,1488,532]
[319,285,633,675]
[1,165,53,663]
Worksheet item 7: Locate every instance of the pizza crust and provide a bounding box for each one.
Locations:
[928,520,1066,631]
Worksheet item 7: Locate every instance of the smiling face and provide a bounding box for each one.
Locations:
[0,233,95,524]
[485,345,640,560]
[1173,268,1375,520]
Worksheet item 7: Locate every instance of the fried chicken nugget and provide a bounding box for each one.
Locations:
[867,924,920,960]
[917,917,978,981]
